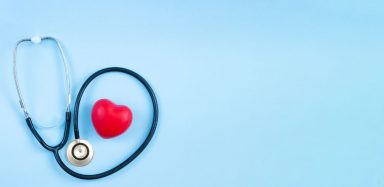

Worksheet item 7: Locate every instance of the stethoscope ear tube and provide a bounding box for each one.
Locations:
[53,67,159,180]
[14,36,72,151]
[13,36,71,121]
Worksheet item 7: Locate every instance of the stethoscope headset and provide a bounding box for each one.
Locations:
[13,36,158,180]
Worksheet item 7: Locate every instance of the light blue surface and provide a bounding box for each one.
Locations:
[0,0,384,186]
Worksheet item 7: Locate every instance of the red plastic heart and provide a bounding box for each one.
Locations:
[91,99,133,139]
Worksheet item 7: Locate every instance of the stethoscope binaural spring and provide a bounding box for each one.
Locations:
[13,36,158,180]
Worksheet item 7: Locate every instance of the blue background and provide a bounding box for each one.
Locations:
[1,0,384,186]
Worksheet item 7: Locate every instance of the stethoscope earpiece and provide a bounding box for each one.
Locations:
[66,139,94,167]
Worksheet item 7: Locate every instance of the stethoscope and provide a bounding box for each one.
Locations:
[13,36,158,180]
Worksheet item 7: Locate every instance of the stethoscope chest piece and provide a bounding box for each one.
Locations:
[66,139,93,167]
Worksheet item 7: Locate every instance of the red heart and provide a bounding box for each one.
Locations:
[91,99,133,139]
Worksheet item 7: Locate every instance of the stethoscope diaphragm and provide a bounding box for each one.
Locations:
[66,139,93,167]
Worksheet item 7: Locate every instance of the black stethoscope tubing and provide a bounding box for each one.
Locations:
[25,67,158,180]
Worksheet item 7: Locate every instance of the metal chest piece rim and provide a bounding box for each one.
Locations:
[66,139,93,167]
